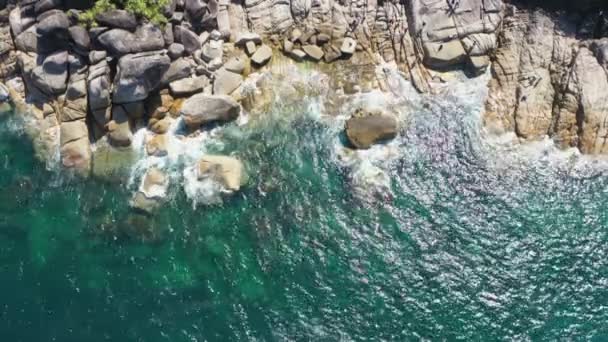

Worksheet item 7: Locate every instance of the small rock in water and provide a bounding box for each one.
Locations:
[197,155,245,191]
[146,134,168,157]
[130,167,169,215]
[345,108,398,149]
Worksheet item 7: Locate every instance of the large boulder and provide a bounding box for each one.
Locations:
[36,10,69,36]
[31,50,69,96]
[345,108,398,149]
[69,26,91,52]
[197,155,245,191]
[36,10,70,52]
[97,24,165,56]
[181,93,240,127]
[113,51,171,104]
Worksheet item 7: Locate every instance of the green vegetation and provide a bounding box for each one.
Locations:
[79,0,171,27]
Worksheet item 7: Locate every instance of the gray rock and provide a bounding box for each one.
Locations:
[9,7,34,37]
[290,0,312,22]
[171,11,184,23]
[14,26,37,52]
[169,75,209,96]
[95,10,137,31]
[87,61,112,116]
[32,50,69,95]
[97,24,164,56]
[113,51,171,104]
[174,25,200,54]
[201,39,223,62]
[316,33,330,45]
[224,56,247,74]
[185,0,206,21]
[69,26,91,52]
[163,23,174,46]
[168,43,185,60]
[251,44,272,66]
[213,68,242,95]
[35,0,62,14]
[88,50,107,64]
[181,93,240,127]
[235,32,262,46]
[160,57,195,85]
[36,10,69,36]
[210,29,222,41]
[199,31,210,46]
[302,45,323,61]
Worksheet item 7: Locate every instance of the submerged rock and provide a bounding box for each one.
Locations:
[197,155,245,191]
[345,108,398,149]
[113,51,171,104]
[131,167,169,215]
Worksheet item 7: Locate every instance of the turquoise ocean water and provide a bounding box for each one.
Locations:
[1,71,608,341]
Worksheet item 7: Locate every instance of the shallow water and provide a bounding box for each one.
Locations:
[2,70,608,341]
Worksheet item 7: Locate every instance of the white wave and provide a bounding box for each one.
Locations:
[182,165,226,207]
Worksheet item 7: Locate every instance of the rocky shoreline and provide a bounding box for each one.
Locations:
[0,0,607,212]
